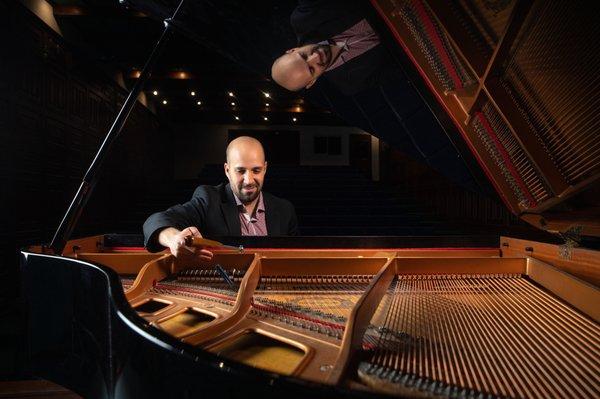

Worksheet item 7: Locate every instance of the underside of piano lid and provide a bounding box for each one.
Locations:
[371,0,600,239]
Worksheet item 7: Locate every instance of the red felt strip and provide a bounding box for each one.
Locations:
[251,301,345,331]
[368,0,513,211]
[475,112,537,207]
[412,0,463,90]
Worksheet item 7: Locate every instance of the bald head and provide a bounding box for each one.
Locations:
[271,44,334,91]
[272,53,312,91]
[224,136,267,205]
[226,136,265,163]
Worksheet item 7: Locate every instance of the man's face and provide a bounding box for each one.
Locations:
[271,43,333,91]
[224,147,267,204]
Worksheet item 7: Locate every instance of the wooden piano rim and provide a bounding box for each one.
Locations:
[23,237,599,394]
[120,251,599,387]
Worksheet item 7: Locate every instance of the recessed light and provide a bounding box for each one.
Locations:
[162,100,167,105]
[265,103,269,107]
[292,117,297,122]
[263,116,268,121]
[234,116,240,120]
[228,92,234,97]
[153,90,158,96]
[190,91,196,96]
[264,92,270,98]
[231,102,236,106]
[196,101,202,105]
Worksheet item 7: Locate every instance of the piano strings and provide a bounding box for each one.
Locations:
[359,274,600,398]
[251,274,374,339]
[500,1,600,185]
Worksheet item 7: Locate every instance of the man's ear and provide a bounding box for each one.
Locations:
[223,163,229,175]
[305,79,317,89]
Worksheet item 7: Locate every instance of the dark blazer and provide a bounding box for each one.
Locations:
[143,183,299,252]
[290,0,388,95]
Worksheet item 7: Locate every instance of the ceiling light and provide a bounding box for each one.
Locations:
[292,117,297,122]
[190,91,196,96]
[152,90,158,96]
[162,100,167,105]
[234,116,240,120]
[228,92,234,97]
[263,116,268,121]
[264,92,270,98]
[265,103,269,107]
[231,102,236,106]
[196,101,202,105]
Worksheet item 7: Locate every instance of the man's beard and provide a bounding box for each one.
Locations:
[237,183,261,204]
[311,44,332,68]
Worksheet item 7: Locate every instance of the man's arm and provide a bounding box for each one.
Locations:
[157,226,213,263]
[143,186,211,254]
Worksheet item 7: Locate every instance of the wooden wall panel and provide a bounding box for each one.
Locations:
[0,3,173,305]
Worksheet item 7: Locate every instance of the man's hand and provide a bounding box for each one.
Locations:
[158,227,213,264]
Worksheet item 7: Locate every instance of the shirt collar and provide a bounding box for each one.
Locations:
[234,191,265,215]
[316,40,347,72]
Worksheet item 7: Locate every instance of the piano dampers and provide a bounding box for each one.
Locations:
[396,0,476,92]
[499,1,600,185]
[471,102,551,209]
[149,267,246,307]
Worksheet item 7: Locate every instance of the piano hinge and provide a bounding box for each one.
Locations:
[558,225,583,260]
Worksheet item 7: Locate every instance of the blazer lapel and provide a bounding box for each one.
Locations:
[264,193,280,235]
[221,184,241,235]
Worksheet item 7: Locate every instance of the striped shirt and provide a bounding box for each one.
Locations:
[325,19,380,72]
[234,192,268,236]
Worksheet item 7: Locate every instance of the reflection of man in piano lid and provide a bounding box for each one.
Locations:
[270,0,383,95]
[271,43,343,91]
[143,136,299,264]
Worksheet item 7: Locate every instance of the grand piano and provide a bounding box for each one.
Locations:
[21,0,599,398]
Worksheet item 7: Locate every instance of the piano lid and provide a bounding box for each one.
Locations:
[368,0,600,239]
[121,0,599,239]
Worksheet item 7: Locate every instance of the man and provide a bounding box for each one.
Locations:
[271,0,386,95]
[143,136,299,263]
